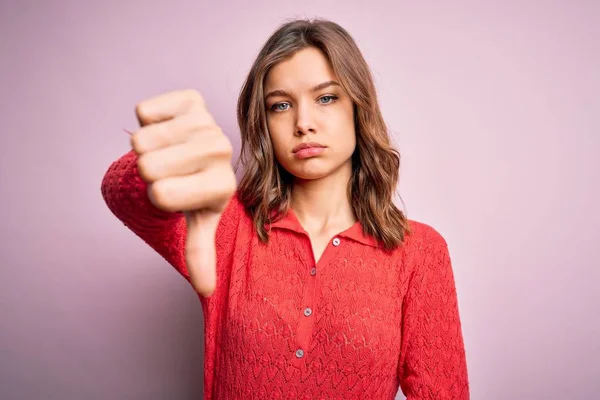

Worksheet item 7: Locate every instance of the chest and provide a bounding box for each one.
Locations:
[223,231,408,358]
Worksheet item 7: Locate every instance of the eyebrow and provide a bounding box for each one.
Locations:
[264,80,340,100]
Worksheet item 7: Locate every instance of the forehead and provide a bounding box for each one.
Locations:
[264,47,338,91]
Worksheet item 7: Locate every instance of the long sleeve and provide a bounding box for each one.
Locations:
[100,150,191,280]
[101,149,246,398]
[398,225,470,399]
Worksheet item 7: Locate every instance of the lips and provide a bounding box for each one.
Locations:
[292,142,326,153]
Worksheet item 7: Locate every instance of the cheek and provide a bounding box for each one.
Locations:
[335,109,357,148]
[333,100,355,132]
[343,134,357,158]
[267,124,289,161]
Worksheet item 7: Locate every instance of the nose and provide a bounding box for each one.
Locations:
[295,100,316,136]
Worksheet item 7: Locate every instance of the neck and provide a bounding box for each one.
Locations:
[290,161,356,234]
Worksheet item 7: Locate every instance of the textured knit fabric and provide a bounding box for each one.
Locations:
[101,150,470,399]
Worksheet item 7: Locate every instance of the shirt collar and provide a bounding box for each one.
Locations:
[264,207,384,248]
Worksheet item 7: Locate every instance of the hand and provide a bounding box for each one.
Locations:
[130,89,236,296]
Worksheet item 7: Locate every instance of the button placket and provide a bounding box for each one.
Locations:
[295,233,343,367]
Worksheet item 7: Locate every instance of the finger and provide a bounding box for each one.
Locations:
[130,112,214,154]
[185,210,221,296]
[147,166,236,213]
[135,89,207,126]
[131,114,220,154]
[136,131,231,182]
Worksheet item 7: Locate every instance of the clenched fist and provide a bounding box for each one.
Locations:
[130,89,236,297]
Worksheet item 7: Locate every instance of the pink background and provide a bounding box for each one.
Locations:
[1,1,598,399]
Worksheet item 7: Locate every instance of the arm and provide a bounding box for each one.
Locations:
[398,225,470,399]
[101,150,190,280]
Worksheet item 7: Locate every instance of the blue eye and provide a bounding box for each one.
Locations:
[271,103,290,112]
[319,95,338,104]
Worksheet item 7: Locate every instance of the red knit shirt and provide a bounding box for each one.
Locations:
[101,150,470,399]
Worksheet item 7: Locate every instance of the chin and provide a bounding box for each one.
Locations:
[277,153,352,181]
[285,162,336,181]
[291,171,330,181]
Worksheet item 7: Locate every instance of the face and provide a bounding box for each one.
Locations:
[263,47,356,181]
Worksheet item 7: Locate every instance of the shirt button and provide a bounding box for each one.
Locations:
[295,349,304,358]
[304,307,312,317]
[310,267,316,276]
[332,237,341,246]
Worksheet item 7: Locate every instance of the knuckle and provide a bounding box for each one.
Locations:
[136,153,155,182]
[186,112,205,131]
[135,101,152,123]
[219,168,237,196]
[214,128,233,155]
[225,171,237,194]
[190,126,231,156]
[222,136,234,156]
[130,132,145,154]
[185,89,205,106]
[207,167,236,212]
[148,180,175,211]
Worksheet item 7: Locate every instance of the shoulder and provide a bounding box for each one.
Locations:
[404,219,449,251]
[224,190,246,215]
[399,219,453,276]
[217,190,253,236]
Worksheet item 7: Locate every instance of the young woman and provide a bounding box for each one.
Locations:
[102,19,469,399]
